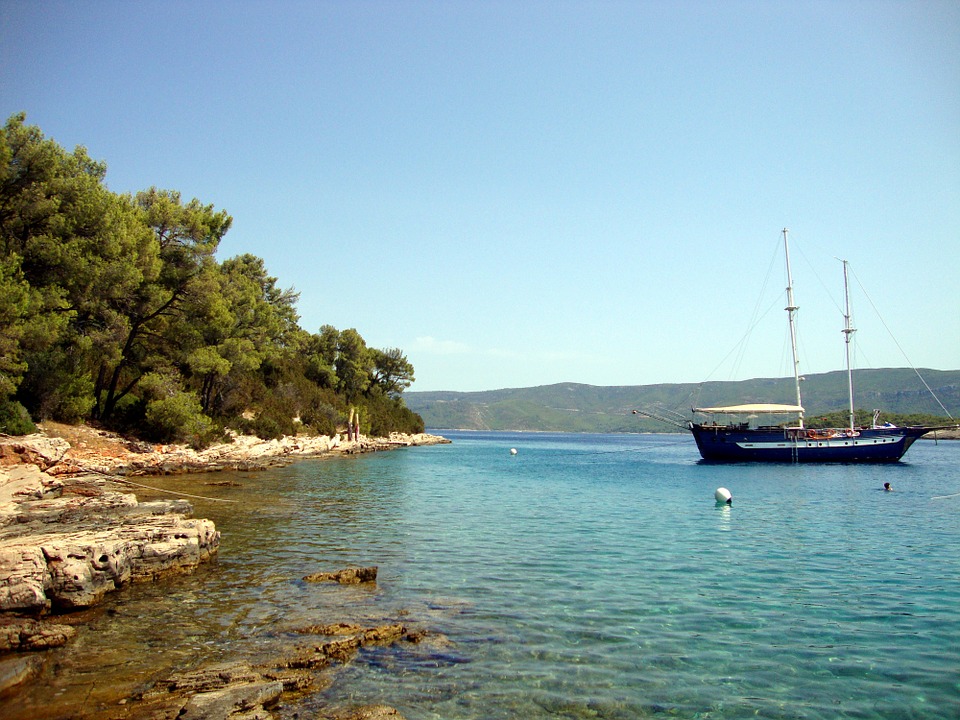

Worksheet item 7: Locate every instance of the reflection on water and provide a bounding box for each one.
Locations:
[716,502,733,531]
[3,436,960,720]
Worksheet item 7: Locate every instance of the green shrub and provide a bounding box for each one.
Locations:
[15,354,95,423]
[0,399,37,435]
[363,396,425,437]
[248,414,284,440]
[144,391,215,449]
[300,400,339,436]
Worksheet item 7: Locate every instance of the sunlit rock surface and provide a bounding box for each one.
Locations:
[0,463,220,614]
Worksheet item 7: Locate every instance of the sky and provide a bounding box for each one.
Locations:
[2,0,958,393]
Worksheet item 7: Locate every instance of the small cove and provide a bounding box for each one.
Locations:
[5,432,959,719]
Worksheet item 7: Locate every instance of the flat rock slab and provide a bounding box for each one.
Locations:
[1,466,220,615]
[0,507,219,613]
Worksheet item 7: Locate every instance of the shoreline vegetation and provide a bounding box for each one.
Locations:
[1,113,425,456]
[0,422,449,719]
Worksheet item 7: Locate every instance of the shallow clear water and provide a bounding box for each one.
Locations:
[6,432,960,719]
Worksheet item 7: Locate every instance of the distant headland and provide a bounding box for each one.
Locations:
[405,368,960,434]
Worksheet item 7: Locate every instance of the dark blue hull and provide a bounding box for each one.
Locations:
[690,424,932,463]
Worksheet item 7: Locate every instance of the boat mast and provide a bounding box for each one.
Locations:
[783,228,804,428]
[842,259,856,429]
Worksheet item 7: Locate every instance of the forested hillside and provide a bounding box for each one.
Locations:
[406,369,960,432]
[0,114,422,444]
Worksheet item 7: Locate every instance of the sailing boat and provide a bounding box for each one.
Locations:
[688,229,950,462]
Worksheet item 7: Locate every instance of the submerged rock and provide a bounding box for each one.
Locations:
[324,705,408,720]
[120,623,417,719]
[283,622,409,669]
[0,617,76,651]
[303,566,378,584]
[0,654,44,696]
[135,662,284,720]
[179,678,284,720]
[298,621,365,636]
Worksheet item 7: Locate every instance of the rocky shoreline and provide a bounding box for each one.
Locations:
[3,422,450,478]
[0,424,450,718]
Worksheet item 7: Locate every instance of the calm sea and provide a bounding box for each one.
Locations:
[7,432,960,719]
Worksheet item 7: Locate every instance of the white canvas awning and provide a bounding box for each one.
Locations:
[693,403,804,414]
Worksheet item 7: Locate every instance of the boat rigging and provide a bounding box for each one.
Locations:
[684,229,955,463]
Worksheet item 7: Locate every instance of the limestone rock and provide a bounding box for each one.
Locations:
[0,436,70,470]
[361,623,406,645]
[156,662,284,720]
[11,423,448,478]
[260,668,317,693]
[297,622,364,636]
[115,622,418,719]
[316,635,364,663]
[0,464,63,504]
[325,706,408,720]
[165,662,264,694]
[0,654,43,696]
[0,545,50,612]
[179,679,283,720]
[41,531,134,609]
[303,566,377,584]
[283,648,333,670]
[283,622,408,669]
[0,469,220,614]
[0,617,76,651]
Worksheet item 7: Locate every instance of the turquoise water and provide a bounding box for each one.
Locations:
[8,432,960,719]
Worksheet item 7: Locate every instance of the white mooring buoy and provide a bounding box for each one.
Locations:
[715,487,732,505]
[510,448,518,455]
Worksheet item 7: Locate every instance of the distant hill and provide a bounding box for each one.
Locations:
[405,369,960,432]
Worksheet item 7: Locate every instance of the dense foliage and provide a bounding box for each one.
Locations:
[0,114,422,444]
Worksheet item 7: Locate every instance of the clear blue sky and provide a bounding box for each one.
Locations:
[3,1,958,392]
